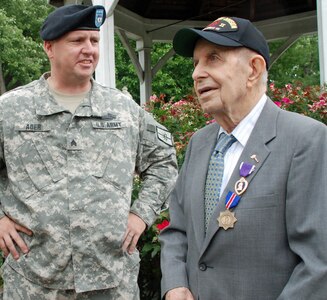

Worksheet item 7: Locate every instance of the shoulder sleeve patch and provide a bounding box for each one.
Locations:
[156,126,173,146]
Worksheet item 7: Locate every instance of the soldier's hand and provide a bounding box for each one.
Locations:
[122,213,146,255]
[0,216,32,260]
[165,287,195,300]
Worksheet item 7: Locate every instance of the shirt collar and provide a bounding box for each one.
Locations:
[34,73,106,117]
[219,94,267,147]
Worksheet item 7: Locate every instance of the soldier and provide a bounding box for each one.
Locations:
[0,4,177,299]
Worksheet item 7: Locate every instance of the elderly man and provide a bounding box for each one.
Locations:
[0,4,177,299]
[160,16,327,300]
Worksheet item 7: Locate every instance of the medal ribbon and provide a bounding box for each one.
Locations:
[225,162,255,208]
[220,162,256,229]
[239,162,255,177]
[225,191,241,209]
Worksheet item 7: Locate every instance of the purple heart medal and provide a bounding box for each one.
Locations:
[234,162,255,195]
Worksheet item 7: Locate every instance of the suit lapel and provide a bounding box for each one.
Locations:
[201,99,280,253]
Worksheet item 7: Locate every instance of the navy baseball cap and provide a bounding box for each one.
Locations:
[40,5,106,41]
[173,16,270,69]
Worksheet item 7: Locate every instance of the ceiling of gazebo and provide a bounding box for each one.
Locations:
[117,0,316,23]
[49,0,318,42]
[116,0,318,43]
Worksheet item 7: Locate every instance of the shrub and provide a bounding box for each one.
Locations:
[144,93,212,167]
[268,82,326,124]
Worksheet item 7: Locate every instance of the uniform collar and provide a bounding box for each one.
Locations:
[34,73,107,118]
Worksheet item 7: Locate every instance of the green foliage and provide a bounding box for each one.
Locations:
[151,43,194,100]
[0,0,52,92]
[114,36,140,102]
[115,39,194,103]
[0,0,52,38]
[268,34,320,87]
[268,82,326,124]
[132,176,168,300]
[137,210,169,300]
[145,94,211,166]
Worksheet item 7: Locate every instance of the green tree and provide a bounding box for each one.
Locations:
[151,42,194,100]
[115,39,194,103]
[114,36,140,101]
[0,0,52,94]
[269,34,319,87]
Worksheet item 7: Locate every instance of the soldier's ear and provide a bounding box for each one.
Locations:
[43,41,54,58]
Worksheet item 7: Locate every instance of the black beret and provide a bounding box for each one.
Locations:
[40,5,106,41]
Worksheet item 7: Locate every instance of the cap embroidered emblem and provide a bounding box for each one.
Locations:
[203,17,238,32]
[95,9,104,28]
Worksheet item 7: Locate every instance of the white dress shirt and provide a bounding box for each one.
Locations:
[219,94,267,197]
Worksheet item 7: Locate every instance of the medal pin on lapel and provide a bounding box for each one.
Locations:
[218,210,237,230]
[250,154,259,163]
[235,177,248,196]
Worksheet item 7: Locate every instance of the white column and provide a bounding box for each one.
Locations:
[317,0,327,86]
[92,0,118,88]
[137,38,153,106]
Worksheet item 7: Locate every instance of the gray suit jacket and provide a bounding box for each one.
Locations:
[160,98,327,300]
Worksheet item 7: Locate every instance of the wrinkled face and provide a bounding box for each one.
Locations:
[45,30,100,84]
[192,39,250,118]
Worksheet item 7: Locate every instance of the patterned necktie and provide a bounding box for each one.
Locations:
[204,133,237,230]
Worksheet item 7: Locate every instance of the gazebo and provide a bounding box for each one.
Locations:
[49,0,325,105]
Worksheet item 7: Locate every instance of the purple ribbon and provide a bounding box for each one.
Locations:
[239,162,255,177]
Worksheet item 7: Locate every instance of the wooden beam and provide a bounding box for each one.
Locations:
[269,34,302,69]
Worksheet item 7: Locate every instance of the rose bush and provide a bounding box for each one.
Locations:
[269,82,326,124]
[144,93,212,166]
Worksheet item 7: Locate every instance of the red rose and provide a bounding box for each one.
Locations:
[156,220,170,231]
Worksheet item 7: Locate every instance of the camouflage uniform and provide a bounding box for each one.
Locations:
[0,73,178,295]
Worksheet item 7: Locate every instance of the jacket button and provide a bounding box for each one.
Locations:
[199,263,207,271]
